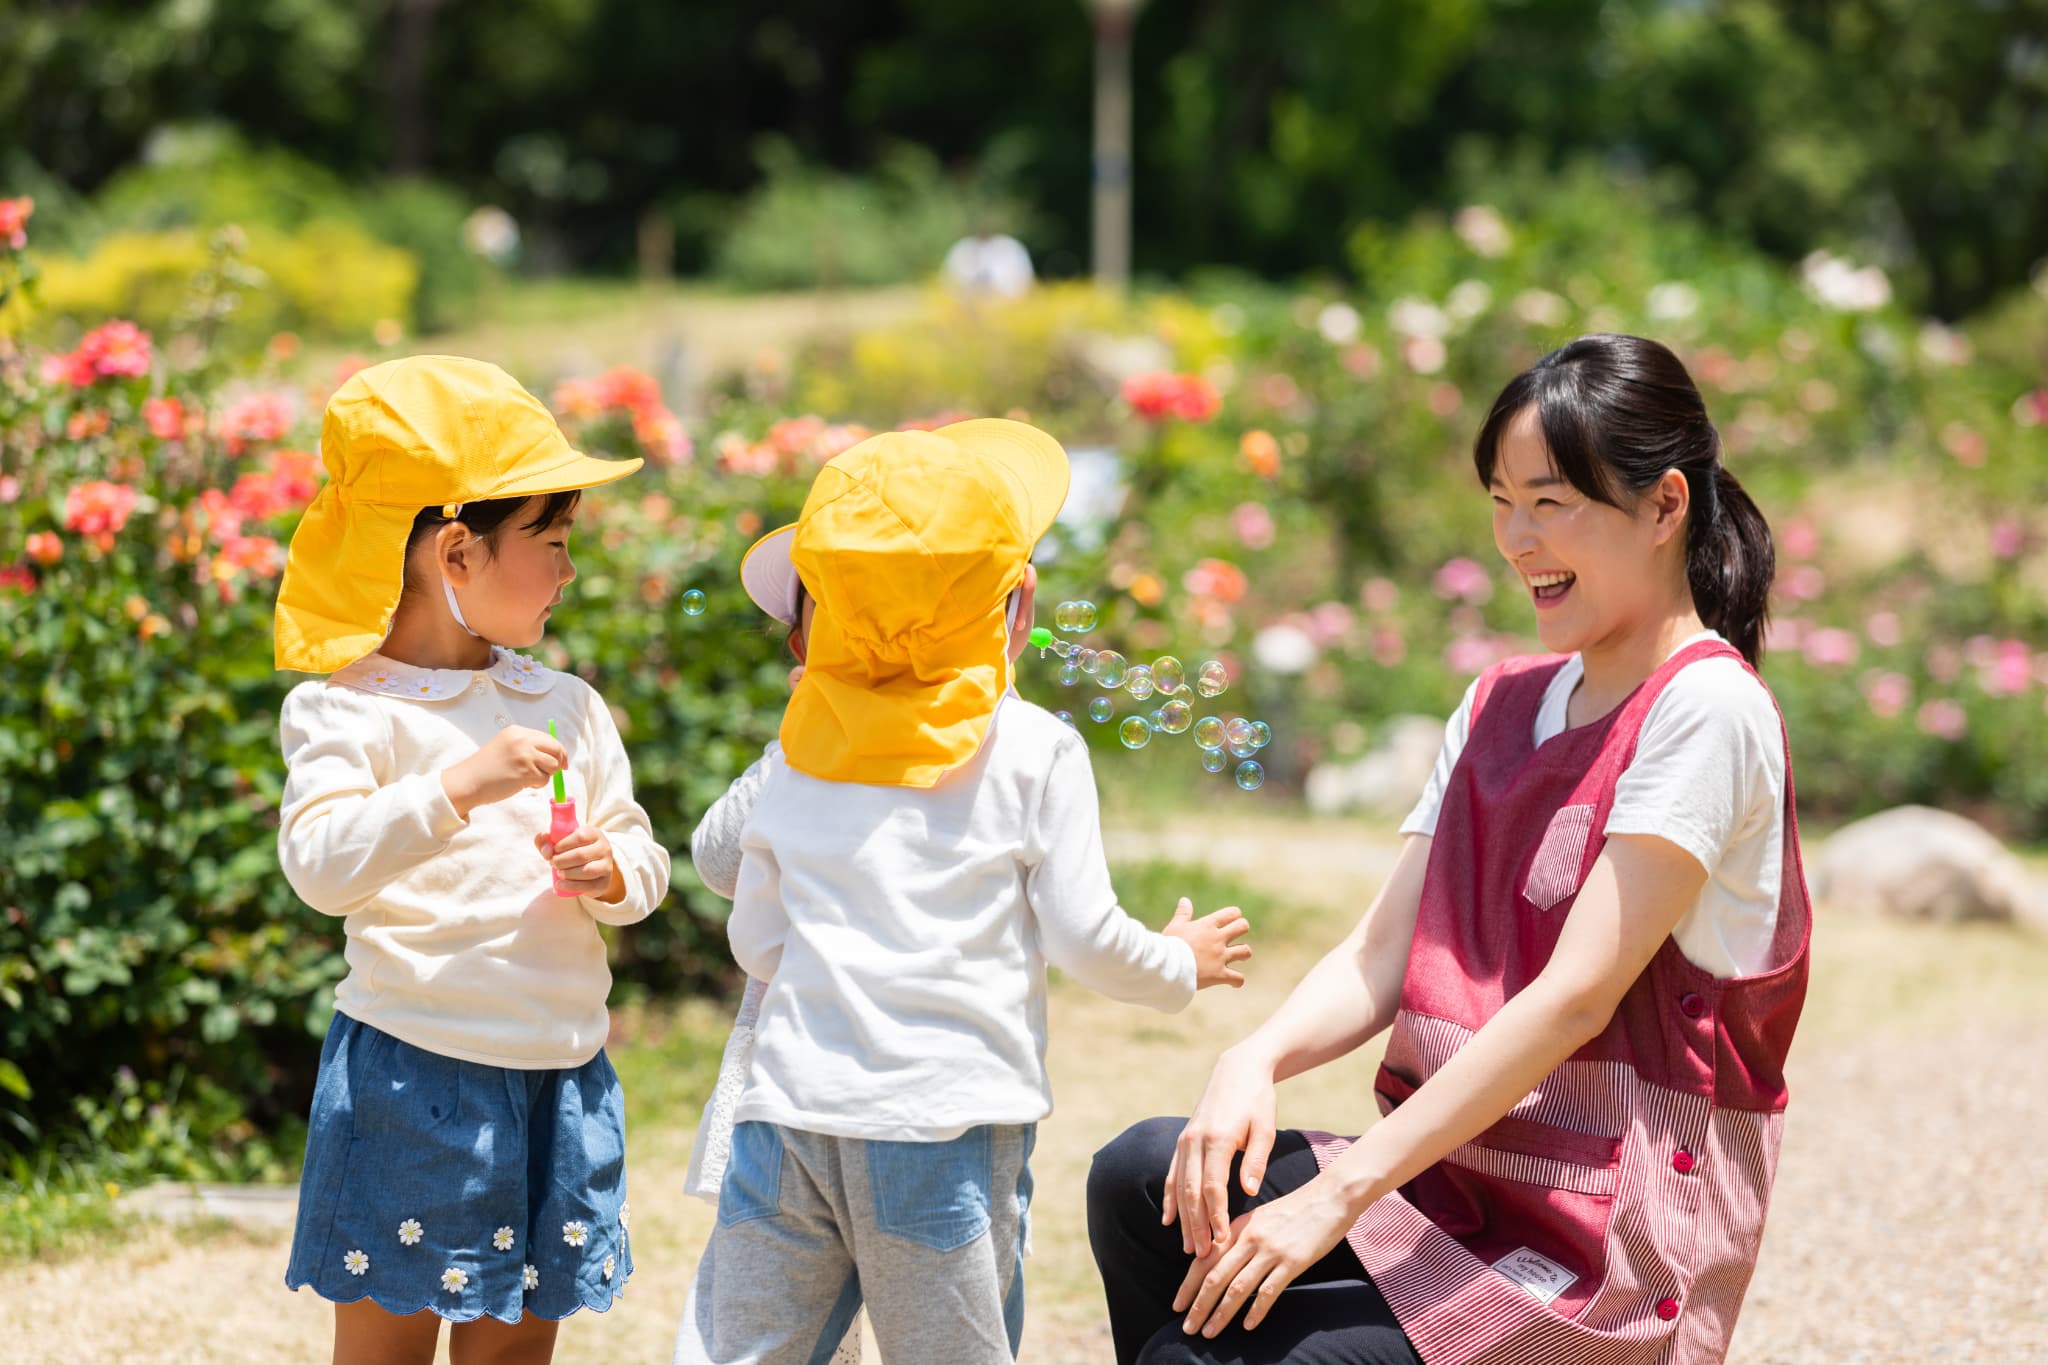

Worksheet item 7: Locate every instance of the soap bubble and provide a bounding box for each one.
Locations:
[1234,761,1266,791]
[1152,656,1186,695]
[1057,660,1084,687]
[1227,734,1259,759]
[1092,650,1128,688]
[1193,717,1226,750]
[1054,710,1075,727]
[1149,707,1167,731]
[1071,599,1099,631]
[1196,660,1230,698]
[1054,601,1083,631]
[681,590,708,617]
[1124,665,1155,701]
[1088,696,1114,724]
[1248,720,1273,749]
[1119,715,1154,750]
[1158,699,1193,734]
[1076,648,1100,675]
[1201,748,1229,773]
[1225,717,1256,748]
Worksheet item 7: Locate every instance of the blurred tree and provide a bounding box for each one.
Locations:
[1,0,2043,313]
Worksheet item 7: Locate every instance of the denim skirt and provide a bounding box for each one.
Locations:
[284,1012,632,1323]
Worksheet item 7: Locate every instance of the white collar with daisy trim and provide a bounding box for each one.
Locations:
[329,647,559,701]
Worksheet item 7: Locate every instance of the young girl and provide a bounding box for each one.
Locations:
[1088,333,1811,1364]
[674,418,1252,1365]
[274,355,672,1364]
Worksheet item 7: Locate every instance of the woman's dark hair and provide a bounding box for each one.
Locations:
[1472,333,1775,666]
[401,490,581,596]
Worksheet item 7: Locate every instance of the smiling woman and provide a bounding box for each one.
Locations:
[1087,334,1809,1365]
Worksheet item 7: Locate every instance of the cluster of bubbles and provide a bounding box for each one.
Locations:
[1035,605,1271,792]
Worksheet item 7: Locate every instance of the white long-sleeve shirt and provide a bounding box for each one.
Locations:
[720,695,1197,1141]
[278,647,670,1068]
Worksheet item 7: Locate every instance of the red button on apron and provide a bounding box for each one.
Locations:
[1679,992,1706,1018]
[1657,1297,1680,1320]
[1672,1150,1695,1174]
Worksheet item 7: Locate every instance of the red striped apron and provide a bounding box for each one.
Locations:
[1310,640,1810,1363]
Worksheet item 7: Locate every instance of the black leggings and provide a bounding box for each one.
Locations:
[1087,1117,1424,1365]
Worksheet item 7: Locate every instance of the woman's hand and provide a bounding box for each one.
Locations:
[1163,1044,1279,1257]
[1172,1177,1357,1337]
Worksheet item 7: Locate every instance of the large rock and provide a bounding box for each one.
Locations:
[1306,715,1445,818]
[1810,806,2043,926]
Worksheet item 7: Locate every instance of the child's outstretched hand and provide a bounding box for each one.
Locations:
[443,725,568,817]
[536,825,624,902]
[1163,898,1252,990]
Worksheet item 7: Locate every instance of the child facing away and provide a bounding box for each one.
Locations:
[272,356,671,1364]
[673,419,1252,1365]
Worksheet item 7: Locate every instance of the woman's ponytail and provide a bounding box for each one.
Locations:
[1688,464,1775,667]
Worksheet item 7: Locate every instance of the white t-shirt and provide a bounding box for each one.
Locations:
[1401,631,1784,977]
[725,695,1196,1141]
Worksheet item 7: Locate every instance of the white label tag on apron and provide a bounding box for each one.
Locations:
[1495,1246,1578,1304]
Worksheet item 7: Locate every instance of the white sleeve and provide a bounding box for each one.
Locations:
[726,845,787,982]
[573,685,672,927]
[1398,677,1482,838]
[690,743,780,901]
[1023,738,1197,1012]
[1604,660,1783,874]
[276,683,467,916]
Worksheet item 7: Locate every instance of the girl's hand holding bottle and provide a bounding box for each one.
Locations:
[534,825,622,901]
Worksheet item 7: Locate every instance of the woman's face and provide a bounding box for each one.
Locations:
[1489,404,1683,657]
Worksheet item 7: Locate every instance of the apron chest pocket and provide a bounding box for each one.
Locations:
[1523,803,1596,911]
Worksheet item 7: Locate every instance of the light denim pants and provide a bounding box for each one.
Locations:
[674,1121,1035,1365]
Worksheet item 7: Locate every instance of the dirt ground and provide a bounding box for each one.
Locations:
[4,815,2044,1362]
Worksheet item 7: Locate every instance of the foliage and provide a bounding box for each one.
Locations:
[6,2,2046,310]
[28,224,417,343]
[14,127,484,339]
[708,138,1032,291]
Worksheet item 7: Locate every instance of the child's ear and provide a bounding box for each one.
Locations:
[437,522,473,585]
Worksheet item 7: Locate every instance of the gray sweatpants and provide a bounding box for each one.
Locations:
[674,1121,1036,1365]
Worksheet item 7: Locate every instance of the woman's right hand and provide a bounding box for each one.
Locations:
[442,725,568,818]
[1163,1043,1280,1258]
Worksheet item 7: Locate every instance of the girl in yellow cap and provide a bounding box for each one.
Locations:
[672,419,1252,1365]
[272,356,671,1362]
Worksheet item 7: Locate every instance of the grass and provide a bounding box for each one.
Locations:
[0,1148,127,1263]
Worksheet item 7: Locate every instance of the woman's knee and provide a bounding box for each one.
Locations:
[1087,1115,1185,1216]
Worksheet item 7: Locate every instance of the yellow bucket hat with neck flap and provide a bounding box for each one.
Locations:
[740,418,1070,788]
[274,354,643,674]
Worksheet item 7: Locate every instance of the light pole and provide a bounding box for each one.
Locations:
[1087,0,1145,290]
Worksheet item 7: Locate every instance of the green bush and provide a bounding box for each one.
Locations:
[26,126,482,340]
[710,138,1032,291]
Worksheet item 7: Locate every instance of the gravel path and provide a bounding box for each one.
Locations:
[4,817,2043,1362]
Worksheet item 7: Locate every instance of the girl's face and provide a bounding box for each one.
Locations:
[1488,404,1686,657]
[447,499,578,647]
